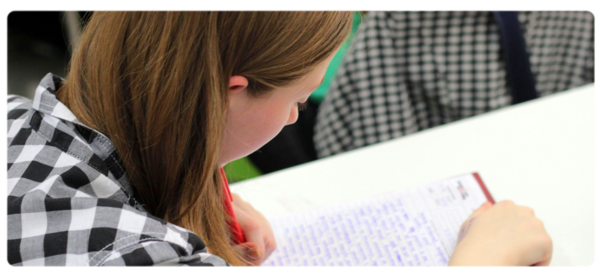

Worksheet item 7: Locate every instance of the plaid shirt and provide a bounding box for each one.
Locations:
[314,11,594,158]
[7,73,228,266]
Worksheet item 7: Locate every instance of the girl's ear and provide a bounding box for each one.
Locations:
[227,75,250,113]
[228,75,249,94]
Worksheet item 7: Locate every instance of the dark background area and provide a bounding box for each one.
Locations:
[8,11,91,99]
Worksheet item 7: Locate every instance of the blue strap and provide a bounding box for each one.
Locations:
[493,11,538,104]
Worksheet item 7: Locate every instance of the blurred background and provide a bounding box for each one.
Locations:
[8,12,89,100]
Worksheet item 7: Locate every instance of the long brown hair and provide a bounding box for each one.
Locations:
[57,12,353,265]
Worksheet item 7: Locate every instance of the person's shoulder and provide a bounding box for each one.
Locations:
[99,243,228,266]
[7,94,33,120]
[8,94,32,105]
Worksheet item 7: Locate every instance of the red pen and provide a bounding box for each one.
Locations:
[220,168,246,244]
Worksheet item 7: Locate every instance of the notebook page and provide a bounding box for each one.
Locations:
[261,173,490,266]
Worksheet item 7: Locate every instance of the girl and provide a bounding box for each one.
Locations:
[7,11,551,266]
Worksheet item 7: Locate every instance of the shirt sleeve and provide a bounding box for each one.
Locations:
[97,239,230,266]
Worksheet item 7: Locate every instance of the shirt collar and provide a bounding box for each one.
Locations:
[31,73,117,150]
[29,73,142,210]
[32,73,84,126]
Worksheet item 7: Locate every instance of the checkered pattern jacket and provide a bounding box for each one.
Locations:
[314,11,594,158]
[7,73,228,266]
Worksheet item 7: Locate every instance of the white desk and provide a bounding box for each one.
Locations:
[231,84,595,266]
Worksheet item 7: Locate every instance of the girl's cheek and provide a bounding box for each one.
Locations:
[286,107,299,125]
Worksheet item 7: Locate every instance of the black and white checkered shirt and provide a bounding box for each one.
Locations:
[314,11,594,158]
[7,73,228,266]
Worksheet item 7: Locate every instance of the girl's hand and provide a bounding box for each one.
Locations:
[448,200,553,266]
[231,193,277,265]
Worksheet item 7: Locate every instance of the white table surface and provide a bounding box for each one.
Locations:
[231,84,595,266]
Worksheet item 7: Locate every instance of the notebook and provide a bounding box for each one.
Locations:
[261,173,494,266]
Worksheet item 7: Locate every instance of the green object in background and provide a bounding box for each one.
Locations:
[224,157,262,183]
[309,12,363,103]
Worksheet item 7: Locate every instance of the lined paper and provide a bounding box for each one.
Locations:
[261,173,489,266]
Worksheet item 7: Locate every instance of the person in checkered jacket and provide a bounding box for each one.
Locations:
[314,11,594,158]
[7,12,552,266]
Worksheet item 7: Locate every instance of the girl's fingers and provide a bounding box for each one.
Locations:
[233,242,262,265]
[471,201,492,218]
[231,193,277,264]
[235,208,266,262]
